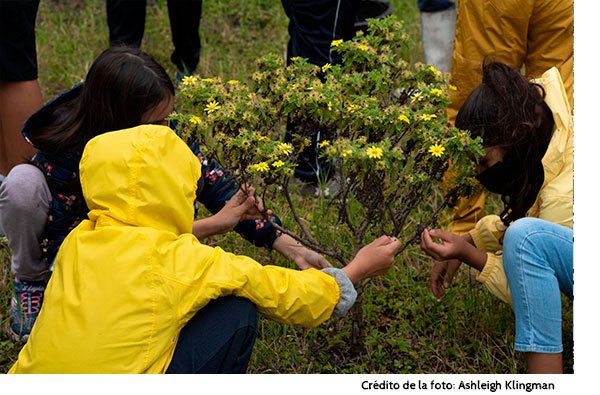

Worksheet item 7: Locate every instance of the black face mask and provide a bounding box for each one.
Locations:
[475,161,517,194]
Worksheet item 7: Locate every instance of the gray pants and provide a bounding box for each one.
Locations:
[0,164,51,282]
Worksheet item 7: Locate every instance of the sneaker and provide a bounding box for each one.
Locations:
[10,280,46,341]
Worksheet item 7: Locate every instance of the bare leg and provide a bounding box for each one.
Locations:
[527,352,563,374]
[0,80,43,174]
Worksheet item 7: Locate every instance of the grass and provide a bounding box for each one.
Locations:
[0,0,573,374]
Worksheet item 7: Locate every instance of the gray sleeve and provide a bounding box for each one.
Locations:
[321,268,357,317]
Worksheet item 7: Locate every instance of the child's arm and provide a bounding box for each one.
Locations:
[191,187,269,240]
[189,144,330,269]
[166,235,400,328]
[420,225,512,303]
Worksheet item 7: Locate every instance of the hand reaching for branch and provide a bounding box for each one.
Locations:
[272,234,332,270]
[342,236,401,284]
[193,186,271,240]
[420,228,487,272]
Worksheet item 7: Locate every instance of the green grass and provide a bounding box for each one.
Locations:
[0,0,572,374]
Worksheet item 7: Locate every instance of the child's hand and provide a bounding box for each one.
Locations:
[272,234,332,270]
[193,187,271,240]
[430,259,461,299]
[420,228,466,262]
[420,228,487,271]
[342,236,401,284]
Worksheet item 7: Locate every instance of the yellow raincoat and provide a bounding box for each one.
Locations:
[468,67,573,304]
[9,125,340,373]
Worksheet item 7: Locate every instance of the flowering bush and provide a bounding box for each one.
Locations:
[171,15,483,265]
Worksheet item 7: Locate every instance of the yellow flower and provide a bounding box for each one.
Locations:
[202,77,216,83]
[428,65,442,77]
[398,114,410,124]
[430,88,443,97]
[420,114,437,121]
[347,103,360,113]
[189,116,202,126]
[322,63,332,72]
[341,149,353,157]
[272,160,285,168]
[252,162,270,172]
[204,100,221,114]
[449,84,457,91]
[327,101,333,111]
[277,143,293,156]
[319,140,330,148]
[227,79,239,85]
[411,92,423,102]
[331,39,343,47]
[181,75,198,87]
[428,144,446,158]
[376,160,386,171]
[291,56,301,62]
[358,44,370,51]
[366,146,383,159]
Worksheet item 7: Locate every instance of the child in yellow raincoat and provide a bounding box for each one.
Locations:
[8,119,400,374]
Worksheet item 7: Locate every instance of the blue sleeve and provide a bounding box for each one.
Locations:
[188,140,283,249]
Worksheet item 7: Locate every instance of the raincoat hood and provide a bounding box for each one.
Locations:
[80,124,201,235]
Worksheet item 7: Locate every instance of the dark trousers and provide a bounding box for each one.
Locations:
[106,0,203,73]
[417,0,454,12]
[166,296,258,374]
[282,0,358,184]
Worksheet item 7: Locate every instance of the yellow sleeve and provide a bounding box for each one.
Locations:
[472,253,512,304]
[160,236,340,328]
[468,215,512,304]
[469,215,507,253]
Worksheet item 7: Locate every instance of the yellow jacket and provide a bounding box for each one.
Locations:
[9,125,341,373]
[468,67,573,304]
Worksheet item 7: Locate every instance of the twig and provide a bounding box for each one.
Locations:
[281,179,319,245]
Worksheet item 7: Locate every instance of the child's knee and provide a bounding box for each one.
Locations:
[0,164,50,215]
[504,218,542,250]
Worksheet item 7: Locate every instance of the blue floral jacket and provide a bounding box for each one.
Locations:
[23,84,282,265]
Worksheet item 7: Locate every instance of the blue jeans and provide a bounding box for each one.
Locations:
[166,296,258,373]
[417,0,454,12]
[503,218,573,353]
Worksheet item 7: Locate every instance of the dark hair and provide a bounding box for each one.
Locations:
[29,46,175,153]
[455,62,555,226]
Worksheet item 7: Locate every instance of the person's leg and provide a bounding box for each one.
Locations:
[166,296,258,374]
[525,0,574,110]
[166,0,203,75]
[0,81,41,174]
[503,218,573,374]
[418,0,456,73]
[0,164,51,339]
[0,0,42,175]
[106,0,147,48]
[0,164,51,282]
[282,1,357,188]
[447,0,533,123]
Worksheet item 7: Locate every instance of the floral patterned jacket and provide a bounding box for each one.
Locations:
[23,84,282,265]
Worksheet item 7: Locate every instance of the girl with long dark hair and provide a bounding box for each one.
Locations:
[420,62,573,373]
[0,46,330,341]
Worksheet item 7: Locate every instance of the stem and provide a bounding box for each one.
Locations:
[281,179,319,245]
[394,199,448,257]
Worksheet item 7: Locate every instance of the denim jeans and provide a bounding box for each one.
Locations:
[503,218,573,353]
[166,296,258,373]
